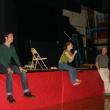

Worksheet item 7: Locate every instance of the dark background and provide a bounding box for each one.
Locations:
[0,0,109,67]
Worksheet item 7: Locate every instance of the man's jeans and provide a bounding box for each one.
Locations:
[58,62,77,84]
[0,65,29,95]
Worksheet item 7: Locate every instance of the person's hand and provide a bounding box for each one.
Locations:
[19,67,27,72]
[98,69,100,73]
[7,68,13,74]
[74,50,77,55]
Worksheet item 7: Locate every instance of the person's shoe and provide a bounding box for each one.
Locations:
[73,82,81,86]
[24,92,35,98]
[7,95,16,103]
[73,79,81,86]
[76,79,82,83]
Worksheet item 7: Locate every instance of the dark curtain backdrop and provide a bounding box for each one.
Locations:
[0,0,108,66]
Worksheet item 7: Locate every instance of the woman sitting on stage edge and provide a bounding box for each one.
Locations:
[58,41,81,86]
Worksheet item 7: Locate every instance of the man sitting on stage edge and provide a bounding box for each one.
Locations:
[0,32,34,103]
[96,47,110,96]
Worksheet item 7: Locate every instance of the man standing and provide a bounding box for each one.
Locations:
[96,47,110,95]
[0,32,34,103]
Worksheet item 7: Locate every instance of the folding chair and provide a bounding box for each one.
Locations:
[31,48,48,70]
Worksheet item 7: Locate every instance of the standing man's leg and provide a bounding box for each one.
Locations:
[99,68,110,93]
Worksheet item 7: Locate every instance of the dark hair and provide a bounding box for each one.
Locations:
[4,32,13,37]
[64,41,73,50]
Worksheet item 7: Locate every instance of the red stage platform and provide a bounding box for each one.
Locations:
[0,70,104,110]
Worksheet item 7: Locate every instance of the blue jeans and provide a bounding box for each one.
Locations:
[0,65,29,95]
[58,63,77,84]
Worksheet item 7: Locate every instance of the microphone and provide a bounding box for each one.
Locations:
[64,31,72,40]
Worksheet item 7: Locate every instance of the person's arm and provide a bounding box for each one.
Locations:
[0,46,9,68]
[96,62,100,70]
[12,46,21,66]
[107,56,109,68]
[0,46,13,74]
[0,58,9,69]
[12,46,26,72]
[95,56,100,72]
[65,50,77,63]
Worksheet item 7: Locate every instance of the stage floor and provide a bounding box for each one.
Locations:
[0,70,104,110]
[37,95,105,110]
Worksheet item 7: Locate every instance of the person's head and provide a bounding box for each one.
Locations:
[4,32,14,44]
[101,47,107,55]
[64,41,73,51]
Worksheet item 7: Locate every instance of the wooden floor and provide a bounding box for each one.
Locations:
[38,95,110,110]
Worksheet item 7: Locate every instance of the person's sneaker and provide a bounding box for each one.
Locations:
[75,79,82,83]
[24,92,35,98]
[7,95,16,103]
[73,82,80,86]
[73,79,81,86]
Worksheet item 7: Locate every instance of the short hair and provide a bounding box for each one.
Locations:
[1,32,14,43]
[4,32,14,37]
